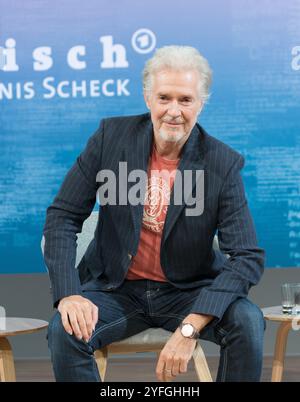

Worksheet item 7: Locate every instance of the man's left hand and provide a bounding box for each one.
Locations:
[156,327,197,382]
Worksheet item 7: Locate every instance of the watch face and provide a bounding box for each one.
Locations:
[181,323,194,337]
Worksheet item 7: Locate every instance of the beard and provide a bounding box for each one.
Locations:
[158,127,185,143]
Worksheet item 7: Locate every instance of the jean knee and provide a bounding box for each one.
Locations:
[228,299,265,341]
[47,312,71,352]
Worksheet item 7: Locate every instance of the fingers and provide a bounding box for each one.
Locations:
[82,305,93,340]
[77,308,91,341]
[172,356,181,376]
[164,353,178,381]
[61,310,73,335]
[162,370,176,382]
[58,296,98,342]
[179,360,188,374]
[68,309,85,340]
[156,355,165,382]
[92,303,99,329]
[156,351,176,382]
[156,350,190,382]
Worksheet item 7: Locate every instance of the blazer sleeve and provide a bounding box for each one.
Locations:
[191,155,265,321]
[43,120,104,306]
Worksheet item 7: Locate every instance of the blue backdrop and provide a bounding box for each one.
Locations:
[1,0,300,273]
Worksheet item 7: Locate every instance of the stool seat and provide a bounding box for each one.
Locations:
[106,328,175,352]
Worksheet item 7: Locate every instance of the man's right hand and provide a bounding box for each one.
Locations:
[58,295,98,342]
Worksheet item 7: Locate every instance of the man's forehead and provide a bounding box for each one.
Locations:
[155,88,196,98]
[153,68,199,80]
[151,69,200,89]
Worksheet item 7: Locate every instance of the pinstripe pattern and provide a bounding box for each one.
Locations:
[43,113,264,319]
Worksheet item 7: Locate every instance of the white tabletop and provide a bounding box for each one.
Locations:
[0,317,48,337]
[262,306,300,322]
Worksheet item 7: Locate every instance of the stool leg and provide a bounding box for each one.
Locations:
[0,337,16,382]
[193,343,213,382]
[94,347,108,381]
[271,322,291,382]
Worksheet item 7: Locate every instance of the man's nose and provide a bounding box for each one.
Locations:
[167,101,181,117]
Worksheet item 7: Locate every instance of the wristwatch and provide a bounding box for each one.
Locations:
[179,322,199,339]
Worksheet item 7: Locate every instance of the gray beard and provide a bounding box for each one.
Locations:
[158,128,184,143]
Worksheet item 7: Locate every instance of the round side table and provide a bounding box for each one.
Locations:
[262,306,300,382]
[0,317,48,382]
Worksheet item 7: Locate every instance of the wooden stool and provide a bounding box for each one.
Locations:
[94,327,213,382]
[262,306,300,382]
[0,317,48,382]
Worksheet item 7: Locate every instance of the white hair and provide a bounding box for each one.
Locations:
[143,45,212,103]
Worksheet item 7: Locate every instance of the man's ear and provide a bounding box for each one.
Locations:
[197,101,204,117]
[144,92,150,109]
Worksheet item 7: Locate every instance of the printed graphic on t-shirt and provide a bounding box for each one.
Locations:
[143,174,171,233]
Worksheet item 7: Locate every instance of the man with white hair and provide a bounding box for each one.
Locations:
[44,46,265,382]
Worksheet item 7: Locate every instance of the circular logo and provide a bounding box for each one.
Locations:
[131,29,156,54]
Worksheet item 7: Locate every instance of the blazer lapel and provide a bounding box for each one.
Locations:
[162,124,206,245]
[124,115,153,241]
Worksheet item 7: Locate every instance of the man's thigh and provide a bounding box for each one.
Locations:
[149,284,221,345]
[82,282,152,350]
[149,285,205,330]
[151,288,263,348]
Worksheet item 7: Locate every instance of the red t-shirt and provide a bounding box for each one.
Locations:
[126,146,180,281]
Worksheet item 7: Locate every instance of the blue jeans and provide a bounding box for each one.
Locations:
[47,279,265,382]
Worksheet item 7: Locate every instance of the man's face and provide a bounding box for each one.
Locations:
[144,69,203,145]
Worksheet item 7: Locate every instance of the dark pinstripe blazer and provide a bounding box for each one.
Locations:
[43,113,264,319]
